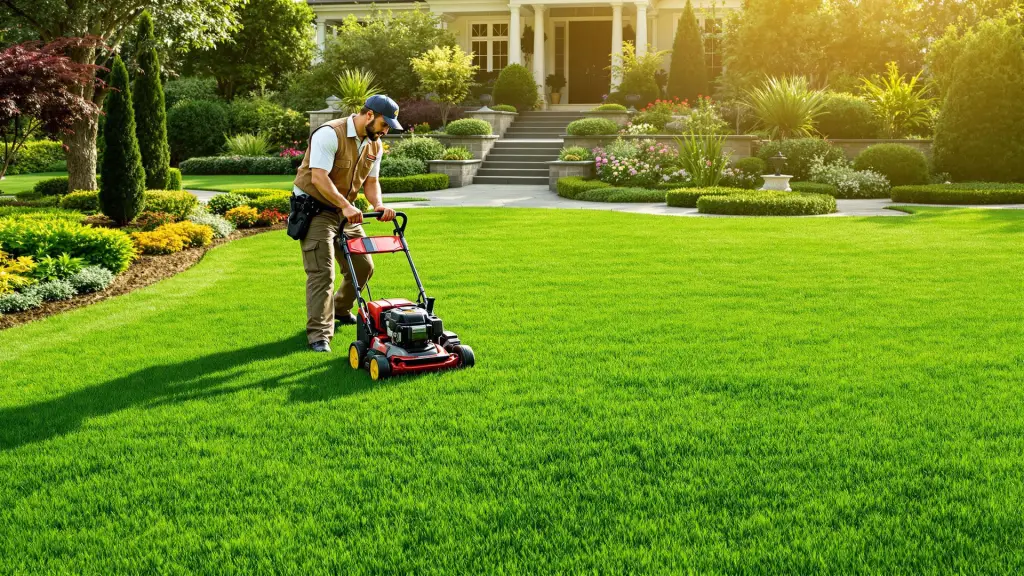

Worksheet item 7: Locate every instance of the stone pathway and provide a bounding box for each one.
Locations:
[187,185,1024,218]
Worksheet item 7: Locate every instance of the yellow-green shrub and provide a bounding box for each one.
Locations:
[225,206,259,228]
[131,228,187,255]
[163,221,213,248]
[0,244,37,295]
[144,190,199,221]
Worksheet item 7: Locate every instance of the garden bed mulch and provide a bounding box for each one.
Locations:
[0,224,286,331]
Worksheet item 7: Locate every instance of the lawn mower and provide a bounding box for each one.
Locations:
[340,211,475,381]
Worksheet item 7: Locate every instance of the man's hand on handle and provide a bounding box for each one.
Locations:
[341,204,363,225]
[375,205,396,222]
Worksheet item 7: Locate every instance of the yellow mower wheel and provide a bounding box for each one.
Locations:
[369,356,391,381]
[348,341,367,370]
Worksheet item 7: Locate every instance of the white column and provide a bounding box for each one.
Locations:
[533,5,546,105]
[635,2,648,56]
[509,4,522,65]
[611,2,623,89]
[314,19,326,64]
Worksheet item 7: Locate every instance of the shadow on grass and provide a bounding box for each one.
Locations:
[879,205,1024,234]
[0,331,412,451]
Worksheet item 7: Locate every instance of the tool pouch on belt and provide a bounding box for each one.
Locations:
[286,194,325,241]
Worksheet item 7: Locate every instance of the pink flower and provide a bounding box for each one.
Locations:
[706,160,712,167]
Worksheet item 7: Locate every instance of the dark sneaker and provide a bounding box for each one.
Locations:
[309,340,332,353]
[335,312,358,325]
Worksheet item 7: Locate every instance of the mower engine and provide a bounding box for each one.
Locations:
[384,306,443,352]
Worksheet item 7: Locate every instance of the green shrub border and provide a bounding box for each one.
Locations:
[666,187,748,208]
[790,182,839,196]
[379,174,449,193]
[556,177,610,199]
[891,184,1024,205]
[697,192,837,216]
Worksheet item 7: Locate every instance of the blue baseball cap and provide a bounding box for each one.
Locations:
[364,95,403,131]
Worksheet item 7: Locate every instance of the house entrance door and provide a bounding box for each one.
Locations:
[567,21,611,103]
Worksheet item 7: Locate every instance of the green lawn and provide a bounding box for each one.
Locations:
[0,171,65,195]
[182,174,294,192]
[2,208,1023,573]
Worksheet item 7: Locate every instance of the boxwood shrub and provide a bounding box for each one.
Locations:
[790,182,839,196]
[492,104,517,113]
[179,155,294,175]
[556,177,611,199]
[379,174,448,193]
[390,137,445,164]
[443,119,491,136]
[33,176,71,197]
[380,155,427,178]
[593,103,628,112]
[492,64,538,112]
[666,187,748,208]
[59,191,99,212]
[757,138,845,181]
[853,144,929,187]
[890,183,1024,205]
[697,192,837,216]
[574,187,667,202]
[0,217,136,272]
[566,118,619,136]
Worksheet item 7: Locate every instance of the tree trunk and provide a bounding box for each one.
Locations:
[64,115,100,191]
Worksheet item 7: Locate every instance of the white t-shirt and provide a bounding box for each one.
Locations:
[293,115,381,196]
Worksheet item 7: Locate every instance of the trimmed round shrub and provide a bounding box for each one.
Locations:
[732,157,767,176]
[556,177,611,199]
[33,177,71,197]
[442,147,473,161]
[593,103,628,111]
[25,279,77,302]
[143,190,199,221]
[167,99,230,165]
[853,144,929,187]
[390,137,445,164]
[566,118,619,136]
[60,191,100,212]
[380,156,427,178]
[697,192,837,216]
[68,265,115,294]
[790,181,838,196]
[666,187,747,208]
[933,19,1024,182]
[492,104,517,113]
[0,291,43,314]
[443,119,491,136]
[492,64,538,113]
[0,217,136,273]
[188,212,235,238]
[378,174,448,193]
[208,193,248,215]
[167,168,183,191]
[816,92,880,139]
[890,183,1024,205]
[757,138,845,181]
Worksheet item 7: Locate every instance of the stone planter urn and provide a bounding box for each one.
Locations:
[761,175,793,192]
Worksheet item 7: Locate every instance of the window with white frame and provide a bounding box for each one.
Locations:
[470,22,510,72]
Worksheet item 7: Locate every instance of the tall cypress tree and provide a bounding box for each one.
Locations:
[132,11,170,190]
[667,0,708,102]
[100,55,146,226]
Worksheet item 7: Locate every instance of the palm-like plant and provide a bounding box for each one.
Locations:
[745,76,826,140]
[860,62,935,139]
[337,69,382,114]
[675,133,729,187]
[224,132,271,156]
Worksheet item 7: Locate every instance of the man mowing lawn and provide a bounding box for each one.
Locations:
[289,95,401,353]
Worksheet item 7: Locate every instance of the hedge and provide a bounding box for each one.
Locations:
[566,118,619,136]
[443,119,491,136]
[853,144,929,187]
[666,187,748,208]
[179,155,294,175]
[0,217,136,273]
[890,184,1024,205]
[697,192,837,216]
[6,140,65,175]
[790,182,839,196]
[379,174,449,193]
[574,187,667,202]
[556,177,611,199]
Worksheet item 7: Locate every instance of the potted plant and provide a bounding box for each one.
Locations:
[546,73,566,104]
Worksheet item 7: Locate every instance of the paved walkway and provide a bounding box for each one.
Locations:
[187,185,1024,218]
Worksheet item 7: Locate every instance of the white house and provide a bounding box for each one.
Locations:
[305,0,738,105]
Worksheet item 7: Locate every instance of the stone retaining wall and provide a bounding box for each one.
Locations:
[465,110,518,137]
[546,161,595,192]
[428,160,482,188]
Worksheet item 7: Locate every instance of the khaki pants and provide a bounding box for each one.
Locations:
[301,211,374,344]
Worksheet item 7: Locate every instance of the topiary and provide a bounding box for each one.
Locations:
[132,12,171,191]
[757,138,845,181]
[666,0,708,102]
[167,168,183,191]
[492,104,517,113]
[666,187,746,208]
[167,99,230,165]
[556,177,611,199]
[380,155,427,178]
[443,119,491,136]
[817,92,879,139]
[207,193,248,215]
[853,144,929,187]
[933,18,1024,182]
[100,55,147,226]
[492,64,539,113]
[390,137,445,163]
[697,191,837,216]
[566,118,619,136]
[593,103,628,112]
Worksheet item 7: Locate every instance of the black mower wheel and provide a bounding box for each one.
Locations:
[369,355,391,381]
[348,341,367,370]
[453,344,475,368]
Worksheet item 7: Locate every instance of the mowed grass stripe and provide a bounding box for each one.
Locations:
[0,207,1022,573]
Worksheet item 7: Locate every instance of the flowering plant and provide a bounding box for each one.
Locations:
[719,167,761,189]
[687,95,729,135]
[641,97,690,116]
[621,122,659,136]
[278,147,303,158]
[808,155,890,198]
[593,138,681,187]
[675,133,730,187]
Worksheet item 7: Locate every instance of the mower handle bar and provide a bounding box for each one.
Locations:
[359,211,407,235]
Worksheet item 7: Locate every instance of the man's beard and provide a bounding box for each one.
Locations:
[365,124,381,141]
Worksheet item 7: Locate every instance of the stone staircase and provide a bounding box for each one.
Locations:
[473,111,583,186]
